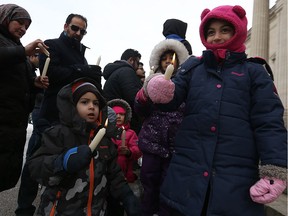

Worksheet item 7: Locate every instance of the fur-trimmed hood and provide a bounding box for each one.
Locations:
[107,99,132,124]
[149,39,189,72]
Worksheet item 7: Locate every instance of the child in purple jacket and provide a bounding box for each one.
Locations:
[135,38,189,216]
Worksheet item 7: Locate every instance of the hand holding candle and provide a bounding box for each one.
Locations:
[96,55,101,66]
[89,119,108,152]
[121,126,126,147]
[164,53,176,80]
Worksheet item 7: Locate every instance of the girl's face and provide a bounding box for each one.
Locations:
[76,92,100,123]
[8,19,30,40]
[206,20,235,45]
[116,113,125,126]
[160,52,178,73]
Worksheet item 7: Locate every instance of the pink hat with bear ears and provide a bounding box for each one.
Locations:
[199,5,247,53]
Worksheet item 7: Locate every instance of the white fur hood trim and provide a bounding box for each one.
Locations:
[149,39,189,70]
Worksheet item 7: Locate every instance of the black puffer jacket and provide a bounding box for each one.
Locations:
[103,60,142,107]
[103,60,143,133]
[28,78,139,216]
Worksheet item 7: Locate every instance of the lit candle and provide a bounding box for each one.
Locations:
[89,119,108,152]
[38,43,50,57]
[164,53,176,80]
[41,57,50,77]
[121,126,126,147]
[96,55,101,66]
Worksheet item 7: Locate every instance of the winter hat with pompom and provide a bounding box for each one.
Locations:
[199,5,247,53]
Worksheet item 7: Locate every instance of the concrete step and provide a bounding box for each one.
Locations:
[265,193,287,216]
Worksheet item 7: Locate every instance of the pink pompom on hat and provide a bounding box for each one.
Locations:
[199,5,247,53]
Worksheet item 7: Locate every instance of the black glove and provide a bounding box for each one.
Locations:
[74,64,102,90]
[56,145,92,173]
[122,190,140,216]
[83,65,102,83]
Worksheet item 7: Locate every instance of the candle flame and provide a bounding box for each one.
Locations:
[104,118,108,127]
[172,53,176,65]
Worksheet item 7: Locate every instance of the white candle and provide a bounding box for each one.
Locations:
[38,43,50,56]
[89,119,108,151]
[41,57,50,77]
[164,53,176,80]
[96,55,101,66]
[149,66,155,75]
[164,64,174,80]
[121,127,126,147]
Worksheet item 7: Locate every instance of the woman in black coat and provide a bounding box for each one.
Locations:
[0,3,49,192]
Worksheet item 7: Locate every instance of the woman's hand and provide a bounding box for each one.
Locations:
[34,75,49,89]
[25,39,48,56]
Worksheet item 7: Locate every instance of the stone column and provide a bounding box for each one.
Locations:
[250,0,269,60]
[280,0,288,127]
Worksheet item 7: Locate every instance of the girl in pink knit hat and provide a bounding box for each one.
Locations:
[108,98,142,183]
[145,5,287,216]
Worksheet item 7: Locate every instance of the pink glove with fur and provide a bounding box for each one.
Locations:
[146,74,175,104]
[250,177,287,204]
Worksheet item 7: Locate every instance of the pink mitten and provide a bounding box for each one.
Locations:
[250,177,287,204]
[146,74,175,104]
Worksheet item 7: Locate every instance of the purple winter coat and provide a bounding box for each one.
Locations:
[134,99,185,158]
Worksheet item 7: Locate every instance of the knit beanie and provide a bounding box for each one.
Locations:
[163,18,187,39]
[72,81,105,109]
[199,5,247,53]
[112,106,126,114]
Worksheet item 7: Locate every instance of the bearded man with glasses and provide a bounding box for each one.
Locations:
[37,13,103,126]
[15,13,103,216]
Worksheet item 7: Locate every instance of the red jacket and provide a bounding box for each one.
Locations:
[112,125,142,182]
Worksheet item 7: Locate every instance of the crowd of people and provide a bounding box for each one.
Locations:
[0,3,287,216]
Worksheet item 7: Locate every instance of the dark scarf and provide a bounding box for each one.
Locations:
[0,4,31,26]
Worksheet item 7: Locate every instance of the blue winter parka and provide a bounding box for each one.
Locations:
[159,50,287,216]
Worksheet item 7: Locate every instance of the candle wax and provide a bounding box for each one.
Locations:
[121,129,126,147]
[96,56,101,66]
[89,127,106,152]
[41,57,50,77]
[164,64,174,80]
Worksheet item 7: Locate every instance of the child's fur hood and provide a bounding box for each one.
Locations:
[107,99,132,124]
[149,39,189,71]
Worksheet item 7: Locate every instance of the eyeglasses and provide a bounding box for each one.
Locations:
[69,25,87,35]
